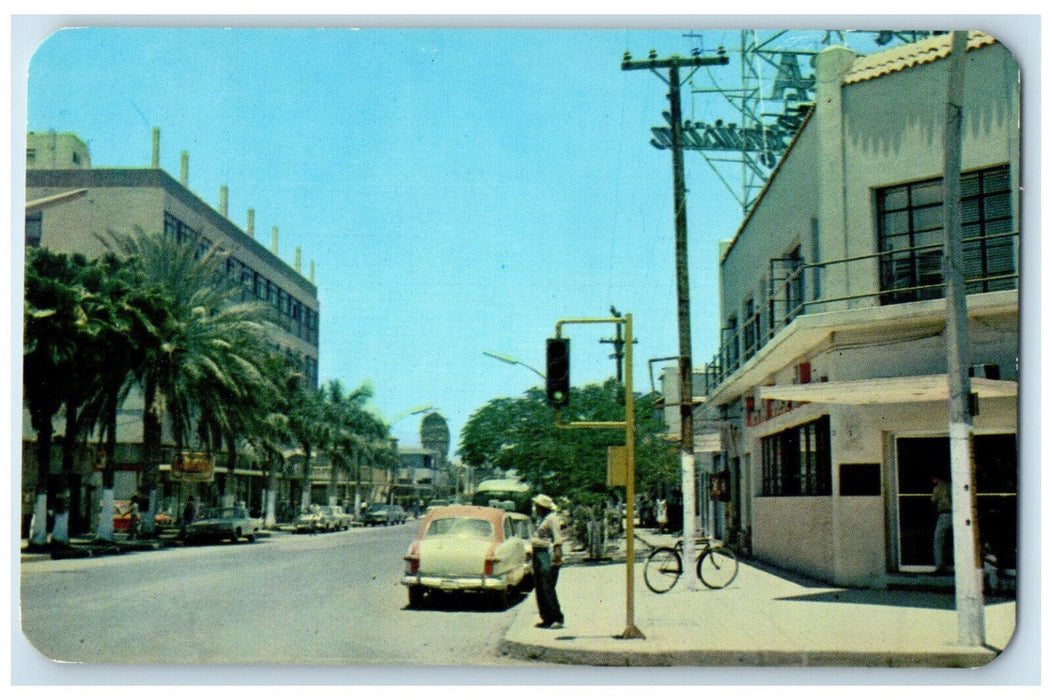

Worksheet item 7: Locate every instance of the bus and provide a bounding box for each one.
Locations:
[471,478,533,514]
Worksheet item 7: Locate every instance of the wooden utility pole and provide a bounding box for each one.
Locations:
[942,30,986,647]
[622,50,728,582]
[601,306,637,383]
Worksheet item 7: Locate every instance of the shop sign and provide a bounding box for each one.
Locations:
[172,452,215,482]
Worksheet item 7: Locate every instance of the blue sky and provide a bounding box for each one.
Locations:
[16,20,959,452]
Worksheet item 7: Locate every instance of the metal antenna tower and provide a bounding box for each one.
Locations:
[664,30,937,216]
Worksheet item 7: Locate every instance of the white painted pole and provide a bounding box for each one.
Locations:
[943,30,986,647]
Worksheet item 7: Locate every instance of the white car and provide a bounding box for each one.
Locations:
[185,505,261,544]
[402,505,529,608]
[319,505,351,530]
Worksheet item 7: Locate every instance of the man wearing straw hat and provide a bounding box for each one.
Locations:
[530,493,565,629]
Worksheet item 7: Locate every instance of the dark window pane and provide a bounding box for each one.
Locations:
[910,180,943,207]
[882,185,910,211]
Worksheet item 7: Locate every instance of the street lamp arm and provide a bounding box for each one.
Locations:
[483,351,546,380]
[389,404,434,427]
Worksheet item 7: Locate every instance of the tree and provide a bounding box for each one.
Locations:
[101,229,273,533]
[458,379,676,507]
[286,374,330,510]
[78,253,157,542]
[324,379,385,509]
[23,249,90,547]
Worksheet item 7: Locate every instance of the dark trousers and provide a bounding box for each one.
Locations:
[533,548,563,625]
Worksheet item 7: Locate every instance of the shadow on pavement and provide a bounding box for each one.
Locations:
[777,588,958,610]
[404,589,531,614]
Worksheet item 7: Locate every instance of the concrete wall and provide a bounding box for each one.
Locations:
[745,390,1017,586]
[753,496,835,581]
[718,125,819,326]
[27,131,91,169]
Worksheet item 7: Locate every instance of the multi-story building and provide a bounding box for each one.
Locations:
[23,129,321,531]
[662,32,1020,588]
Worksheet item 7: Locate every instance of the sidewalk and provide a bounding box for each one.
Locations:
[501,547,1016,667]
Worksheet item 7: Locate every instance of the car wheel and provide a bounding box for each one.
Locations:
[407,586,426,609]
[246,533,255,543]
[234,527,242,543]
[493,589,510,610]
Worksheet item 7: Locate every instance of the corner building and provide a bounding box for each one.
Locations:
[664,32,1020,588]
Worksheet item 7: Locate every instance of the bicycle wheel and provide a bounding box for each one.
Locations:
[697,546,739,589]
[644,547,682,594]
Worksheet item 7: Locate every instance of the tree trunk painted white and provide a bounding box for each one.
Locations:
[265,488,278,529]
[97,488,116,542]
[29,493,49,547]
[140,488,159,537]
[51,511,69,545]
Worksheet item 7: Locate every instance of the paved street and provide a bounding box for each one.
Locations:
[20,524,536,666]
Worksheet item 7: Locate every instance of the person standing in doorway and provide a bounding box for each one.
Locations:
[531,494,565,629]
[931,473,953,573]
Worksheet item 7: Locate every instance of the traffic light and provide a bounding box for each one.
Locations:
[546,338,570,408]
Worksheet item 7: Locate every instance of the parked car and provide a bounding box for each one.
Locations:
[319,505,351,530]
[508,511,535,591]
[361,503,405,526]
[112,500,175,533]
[402,505,530,608]
[185,505,261,544]
[293,505,325,533]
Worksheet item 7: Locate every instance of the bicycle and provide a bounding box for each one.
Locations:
[643,537,739,592]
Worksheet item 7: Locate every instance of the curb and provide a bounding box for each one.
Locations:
[498,638,999,668]
[21,528,283,562]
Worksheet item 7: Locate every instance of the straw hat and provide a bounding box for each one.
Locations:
[532,494,557,511]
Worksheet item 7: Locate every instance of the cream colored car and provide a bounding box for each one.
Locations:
[402,505,529,608]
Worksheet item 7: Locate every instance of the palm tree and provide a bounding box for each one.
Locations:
[78,253,157,542]
[324,379,384,509]
[241,350,295,528]
[286,374,330,510]
[101,228,273,533]
[23,249,89,548]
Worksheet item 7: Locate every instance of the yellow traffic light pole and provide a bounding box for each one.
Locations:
[552,314,644,640]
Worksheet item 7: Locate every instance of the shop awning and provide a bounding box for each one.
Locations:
[757,375,1017,405]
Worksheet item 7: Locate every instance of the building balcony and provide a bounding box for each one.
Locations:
[701,231,1019,409]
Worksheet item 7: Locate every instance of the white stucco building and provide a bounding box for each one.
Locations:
[664,32,1020,588]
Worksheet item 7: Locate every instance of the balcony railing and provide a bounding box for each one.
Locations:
[702,230,1019,395]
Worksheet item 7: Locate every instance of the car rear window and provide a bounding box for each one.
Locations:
[425,517,493,538]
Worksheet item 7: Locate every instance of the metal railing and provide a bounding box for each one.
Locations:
[702,231,1019,395]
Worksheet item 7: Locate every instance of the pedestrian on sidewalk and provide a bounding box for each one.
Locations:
[531,493,565,629]
[931,472,952,573]
[128,501,141,540]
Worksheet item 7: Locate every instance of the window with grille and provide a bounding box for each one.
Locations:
[877,165,1015,304]
[761,415,832,496]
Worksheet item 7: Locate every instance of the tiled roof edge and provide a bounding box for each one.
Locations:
[843,31,998,85]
